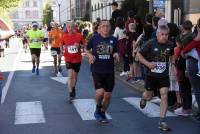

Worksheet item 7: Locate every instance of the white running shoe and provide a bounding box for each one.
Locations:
[57,72,62,77]
[120,71,126,76]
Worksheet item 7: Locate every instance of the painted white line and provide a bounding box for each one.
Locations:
[123,97,177,117]
[73,99,112,120]
[15,101,46,125]
[1,40,22,104]
[50,77,68,84]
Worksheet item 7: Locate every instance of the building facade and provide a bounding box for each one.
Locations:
[10,0,45,29]
[91,0,124,22]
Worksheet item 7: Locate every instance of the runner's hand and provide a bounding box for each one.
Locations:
[113,53,120,63]
[88,54,95,64]
[147,62,156,70]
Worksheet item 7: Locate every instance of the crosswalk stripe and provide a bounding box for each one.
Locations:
[73,99,112,120]
[15,101,46,125]
[123,97,177,117]
[50,77,68,84]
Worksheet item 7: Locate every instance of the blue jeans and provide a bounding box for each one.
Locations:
[187,58,200,111]
[186,48,200,73]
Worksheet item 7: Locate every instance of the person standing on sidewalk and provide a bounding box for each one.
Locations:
[48,23,63,76]
[26,21,44,75]
[60,21,85,102]
[86,20,120,123]
[137,25,174,131]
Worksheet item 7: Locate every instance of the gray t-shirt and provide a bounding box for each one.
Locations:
[139,38,174,77]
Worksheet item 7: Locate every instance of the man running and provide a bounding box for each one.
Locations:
[60,21,85,102]
[86,20,120,123]
[137,25,174,131]
[26,21,44,75]
[49,23,63,76]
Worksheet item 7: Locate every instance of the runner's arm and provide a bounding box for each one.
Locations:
[137,52,155,70]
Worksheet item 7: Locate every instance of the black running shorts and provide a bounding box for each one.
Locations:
[145,75,170,91]
[30,48,41,57]
[92,73,115,92]
[66,62,81,73]
[51,47,61,55]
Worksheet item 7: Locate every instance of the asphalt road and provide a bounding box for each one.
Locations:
[0,38,199,134]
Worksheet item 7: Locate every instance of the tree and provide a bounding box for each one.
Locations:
[121,0,149,20]
[43,4,53,27]
[0,0,20,9]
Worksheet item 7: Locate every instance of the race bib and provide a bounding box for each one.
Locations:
[67,46,78,54]
[51,50,57,56]
[151,62,166,73]
[32,39,38,43]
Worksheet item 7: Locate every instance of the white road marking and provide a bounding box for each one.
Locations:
[123,97,177,117]
[50,77,68,84]
[73,99,112,120]
[1,39,22,104]
[15,101,46,125]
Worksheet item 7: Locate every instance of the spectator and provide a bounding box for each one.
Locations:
[110,2,123,32]
[125,10,135,33]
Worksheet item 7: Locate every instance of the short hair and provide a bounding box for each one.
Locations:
[182,20,193,31]
[156,25,169,33]
[128,10,134,18]
[152,16,160,28]
[145,13,153,24]
[158,18,168,26]
[116,17,124,29]
[111,2,118,7]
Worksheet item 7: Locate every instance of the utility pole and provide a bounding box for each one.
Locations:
[58,3,61,24]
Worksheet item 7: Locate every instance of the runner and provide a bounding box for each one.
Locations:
[60,21,85,102]
[42,24,49,50]
[26,21,44,75]
[86,20,120,123]
[137,25,174,131]
[48,23,63,76]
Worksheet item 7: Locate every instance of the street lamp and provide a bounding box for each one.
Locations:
[57,0,63,24]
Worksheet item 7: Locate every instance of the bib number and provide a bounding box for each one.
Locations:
[51,50,57,56]
[151,62,166,73]
[67,46,78,54]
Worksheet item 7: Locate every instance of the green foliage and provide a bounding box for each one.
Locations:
[121,0,149,20]
[43,4,53,27]
[0,0,20,9]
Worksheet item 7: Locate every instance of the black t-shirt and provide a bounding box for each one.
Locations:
[139,38,174,77]
[87,34,118,74]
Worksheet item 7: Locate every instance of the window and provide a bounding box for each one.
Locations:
[13,11,19,19]
[25,1,29,7]
[25,10,31,18]
[33,1,37,7]
[32,10,39,18]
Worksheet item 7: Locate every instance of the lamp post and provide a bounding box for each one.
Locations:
[58,3,61,24]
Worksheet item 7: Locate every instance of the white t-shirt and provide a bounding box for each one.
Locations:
[113,27,125,40]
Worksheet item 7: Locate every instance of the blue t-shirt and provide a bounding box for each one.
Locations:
[87,34,118,74]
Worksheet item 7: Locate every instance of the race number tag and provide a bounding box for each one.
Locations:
[51,50,57,56]
[67,46,78,54]
[151,62,166,73]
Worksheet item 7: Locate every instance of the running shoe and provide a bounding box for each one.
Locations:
[32,66,36,73]
[196,73,200,77]
[57,72,62,77]
[94,109,103,122]
[174,107,192,116]
[158,121,171,131]
[36,68,39,75]
[140,98,147,109]
[100,112,109,123]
